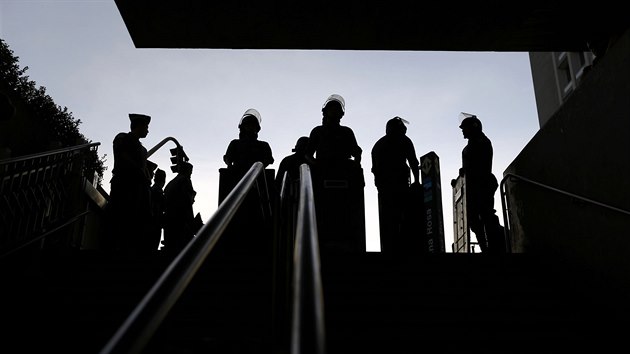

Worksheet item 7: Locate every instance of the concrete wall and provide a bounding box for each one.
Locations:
[504,28,630,286]
[528,52,560,127]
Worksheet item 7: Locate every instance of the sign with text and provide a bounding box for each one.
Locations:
[420,151,445,253]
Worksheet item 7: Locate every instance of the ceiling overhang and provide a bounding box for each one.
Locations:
[114,3,628,52]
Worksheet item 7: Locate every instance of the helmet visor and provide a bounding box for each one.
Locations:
[240,108,262,126]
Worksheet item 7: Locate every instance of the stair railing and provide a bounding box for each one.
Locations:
[291,163,326,354]
[99,161,265,354]
[500,172,630,252]
[0,143,100,258]
[272,170,296,350]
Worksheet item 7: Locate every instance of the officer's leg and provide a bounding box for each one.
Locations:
[485,215,506,254]
[469,217,488,252]
[466,194,488,253]
[479,195,505,254]
[378,191,397,254]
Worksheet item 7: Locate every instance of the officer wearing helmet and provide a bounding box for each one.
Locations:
[454,113,504,253]
[371,116,421,254]
[223,108,274,173]
[275,136,310,192]
[306,94,365,253]
[163,161,198,257]
[372,117,419,191]
[305,94,362,165]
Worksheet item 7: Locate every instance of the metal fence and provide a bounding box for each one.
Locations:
[0,143,100,257]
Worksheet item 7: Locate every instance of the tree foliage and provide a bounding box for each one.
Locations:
[0,38,105,183]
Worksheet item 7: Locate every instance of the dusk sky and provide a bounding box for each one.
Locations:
[1,1,541,251]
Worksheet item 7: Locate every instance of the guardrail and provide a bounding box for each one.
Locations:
[100,162,266,354]
[0,143,100,258]
[499,172,630,252]
[291,163,326,354]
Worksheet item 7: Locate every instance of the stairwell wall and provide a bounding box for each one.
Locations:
[504,28,630,285]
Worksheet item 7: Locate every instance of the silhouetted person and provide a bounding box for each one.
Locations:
[223,108,274,177]
[453,114,504,253]
[147,160,158,180]
[371,116,420,254]
[276,136,310,192]
[305,94,362,167]
[163,161,197,257]
[108,113,153,255]
[306,94,365,253]
[150,168,166,252]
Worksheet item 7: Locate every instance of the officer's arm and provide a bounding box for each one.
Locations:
[304,129,318,164]
[406,139,420,184]
[349,129,362,163]
[223,140,236,166]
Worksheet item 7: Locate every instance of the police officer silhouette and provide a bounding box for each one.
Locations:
[305,94,362,166]
[109,113,153,255]
[371,116,420,254]
[306,94,365,253]
[223,108,274,174]
[276,136,310,192]
[455,113,504,253]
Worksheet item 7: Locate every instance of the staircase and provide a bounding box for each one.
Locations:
[144,247,275,354]
[2,244,627,354]
[321,251,626,354]
[2,250,168,353]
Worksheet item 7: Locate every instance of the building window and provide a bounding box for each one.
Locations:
[578,52,587,67]
[557,52,567,62]
[557,56,573,99]
[574,51,592,83]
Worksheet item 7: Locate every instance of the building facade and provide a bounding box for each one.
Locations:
[528,51,594,127]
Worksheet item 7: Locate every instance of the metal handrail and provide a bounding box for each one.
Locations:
[500,172,630,251]
[0,210,91,259]
[291,163,326,354]
[0,142,100,164]
[0,143,100,256]
[100,162,265,354]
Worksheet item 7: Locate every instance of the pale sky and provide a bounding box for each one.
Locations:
[1,1,541,252]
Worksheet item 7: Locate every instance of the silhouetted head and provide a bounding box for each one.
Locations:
[147,160,158,178]
[179,161,193,176]
[154,168,166,186]
[129,113,150,138]
[239,108,261,130]
[386,116,408,135]
[292,136,310,153]
[459,115,482,139]
[322,94,345,123]
[459,116,482,129]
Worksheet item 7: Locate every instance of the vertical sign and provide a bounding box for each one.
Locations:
[451,175,469,253]
[420,151,445,253]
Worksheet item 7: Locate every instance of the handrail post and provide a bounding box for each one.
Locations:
[291,163,326,354]
[499,175,513,253]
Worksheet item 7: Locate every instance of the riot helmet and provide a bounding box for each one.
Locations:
[239,108,262,132]
[458,112,482,131]
[322,94,345,114]
[386,116,409,135]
